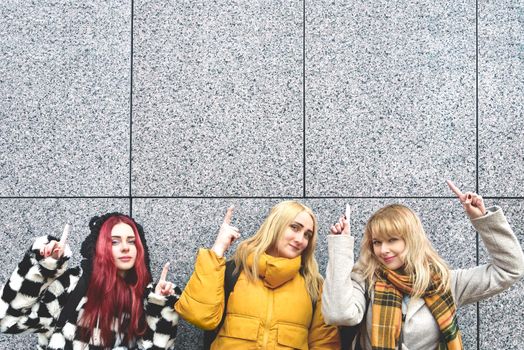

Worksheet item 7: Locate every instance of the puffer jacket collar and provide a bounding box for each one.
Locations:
[247,253,301,289]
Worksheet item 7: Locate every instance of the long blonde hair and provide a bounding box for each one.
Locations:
[232,201,323,301]
[354,204,451,296]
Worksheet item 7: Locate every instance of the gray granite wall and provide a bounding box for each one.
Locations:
[0,1,522,349]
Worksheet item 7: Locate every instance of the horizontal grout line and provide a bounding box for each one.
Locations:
[1,196,523,200]
[0,196,131,199]
[303,196,524,200]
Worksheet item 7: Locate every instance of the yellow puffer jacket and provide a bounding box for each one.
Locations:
[175,249,341,350]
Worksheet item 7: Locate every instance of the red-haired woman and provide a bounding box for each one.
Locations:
[0,212,180,350]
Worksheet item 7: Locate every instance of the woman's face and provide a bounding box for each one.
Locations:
[267,211,314,259]
[371,234,406,270]
[111,222,137,276]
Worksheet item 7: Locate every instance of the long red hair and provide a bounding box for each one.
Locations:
[80,215,151,347]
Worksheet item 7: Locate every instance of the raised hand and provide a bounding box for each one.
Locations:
[330,204,351,235]
[40,223,71,259]
[155,262,176,296]
[447,180,487,219]
[211,206,240,258]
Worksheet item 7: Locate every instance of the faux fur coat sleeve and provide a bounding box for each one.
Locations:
[0,235,76,335]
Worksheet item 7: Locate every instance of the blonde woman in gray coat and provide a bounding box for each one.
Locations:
[322,181,524,350]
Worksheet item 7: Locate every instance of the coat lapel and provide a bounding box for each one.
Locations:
[405,297,426,321]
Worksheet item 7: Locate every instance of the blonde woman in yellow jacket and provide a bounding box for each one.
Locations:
[175,200,341,349]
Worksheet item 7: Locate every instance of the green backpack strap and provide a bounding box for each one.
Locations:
[202,260,239,350]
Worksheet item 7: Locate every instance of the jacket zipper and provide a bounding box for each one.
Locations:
[262,287,273,348]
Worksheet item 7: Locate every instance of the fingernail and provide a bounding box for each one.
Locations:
[467,194,471,199]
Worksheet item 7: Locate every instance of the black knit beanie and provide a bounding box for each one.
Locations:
[80,212,151,278]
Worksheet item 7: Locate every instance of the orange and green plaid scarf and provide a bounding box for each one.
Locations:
[371,268,463,350]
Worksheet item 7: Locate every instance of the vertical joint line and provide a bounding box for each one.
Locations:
[302,0,306,198]
[475,1,480,348]
[129,0,134,216]
[475,0,479,196]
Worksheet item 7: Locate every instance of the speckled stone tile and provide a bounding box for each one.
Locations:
[306,0,476,196]
[479,200,524,349]
[478,1,524,196]
[134,198,478,349]
[0,198,129,349]
[0,1,131,196]
[132,1,303,196]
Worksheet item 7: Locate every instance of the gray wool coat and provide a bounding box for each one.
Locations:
[322,206,524,350]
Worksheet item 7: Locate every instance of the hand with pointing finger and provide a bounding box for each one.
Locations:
[39,223,72,260]
[155,262,176,296]
[447,180,486,219]
[211,206,240,258]
[330,204,351,235]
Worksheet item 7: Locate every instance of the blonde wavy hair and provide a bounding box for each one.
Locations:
[232,200,323,301]
[354,204,451,296]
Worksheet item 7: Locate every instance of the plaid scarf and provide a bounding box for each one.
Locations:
[371,267,462,350]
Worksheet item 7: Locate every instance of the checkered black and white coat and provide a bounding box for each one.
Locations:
[0,236,180,350]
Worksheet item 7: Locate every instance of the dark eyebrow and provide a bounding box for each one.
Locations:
[111,235,135,239]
